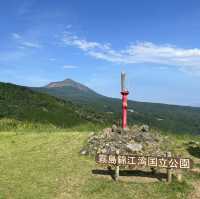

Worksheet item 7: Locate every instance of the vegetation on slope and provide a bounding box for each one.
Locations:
[0,82,113,131]
[1,79,200,134]
[33,79,200,134]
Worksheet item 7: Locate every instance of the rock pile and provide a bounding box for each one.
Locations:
[80,124,171,156]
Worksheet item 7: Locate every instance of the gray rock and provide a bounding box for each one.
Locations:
[140,125,149,132]
[80,124,168,156]
[80,149,88,155]
[101,148,107,154]
[112,124,118,132]
[122,127,130,134]
[115,127,123,134]
[102,128,112,138]
[134,132,154,143]
[126,143,143,152]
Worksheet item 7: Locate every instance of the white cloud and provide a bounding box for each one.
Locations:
[12,33,21,39]
[21,41,41,48]
[63,32,102,51]
[62,32,200,74]
[12,33,42,49]
[63,64,78,69]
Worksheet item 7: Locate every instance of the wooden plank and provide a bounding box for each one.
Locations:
[96,154,192,169]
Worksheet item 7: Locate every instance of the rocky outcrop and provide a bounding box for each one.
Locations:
[80,124,171,156]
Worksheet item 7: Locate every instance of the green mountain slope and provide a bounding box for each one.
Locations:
[0,82,111,129]
[33,79,106,107]
[32,79,200,134]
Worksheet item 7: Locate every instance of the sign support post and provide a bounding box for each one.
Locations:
[115,150,120,181]
[166,152,172,183]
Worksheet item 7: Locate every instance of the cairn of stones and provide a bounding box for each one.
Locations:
[80,124,171,157]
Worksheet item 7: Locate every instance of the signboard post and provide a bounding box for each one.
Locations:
[166,152,172,183]
[115,150,120,181]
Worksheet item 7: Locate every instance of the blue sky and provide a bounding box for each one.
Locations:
[1,0,200,106]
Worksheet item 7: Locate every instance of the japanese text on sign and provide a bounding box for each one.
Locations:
[96,154,192,169]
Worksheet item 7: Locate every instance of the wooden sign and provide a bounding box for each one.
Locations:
[96,154,192,169]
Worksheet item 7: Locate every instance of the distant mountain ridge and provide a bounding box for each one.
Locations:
[32,78,200,134]
[32,78,106,107]
[45,78,92,92]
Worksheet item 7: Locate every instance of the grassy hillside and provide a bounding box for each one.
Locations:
[1,79,200,134]
[0,82,113,131]
[0,131,199,198]
[33,79,200,135]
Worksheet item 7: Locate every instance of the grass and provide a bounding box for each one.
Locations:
[0,118,105,133]
[0,131,198,199]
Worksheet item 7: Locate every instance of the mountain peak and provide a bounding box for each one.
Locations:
[45,78,91,92]
[63,78,75,82]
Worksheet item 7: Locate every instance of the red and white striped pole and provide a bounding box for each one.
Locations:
[121,72,129,129]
